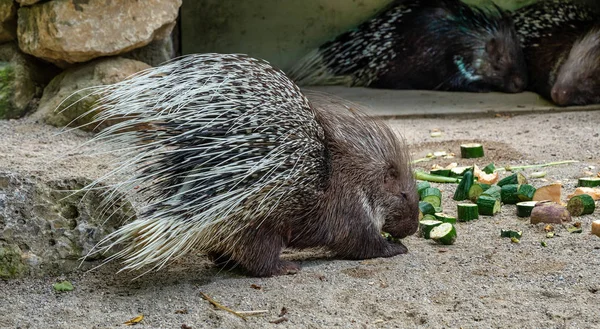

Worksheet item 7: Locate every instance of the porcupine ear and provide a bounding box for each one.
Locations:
[383,166,402,196]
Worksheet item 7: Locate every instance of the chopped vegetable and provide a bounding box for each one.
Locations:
[530,171,547,178]
[482,163,496,174]
[429,223,457,245]
[416,181,431,194]
[530,201,571,224]
[578,177,600,188]
[517,184,536,201]
[457,203,479,221]
[414,171,460,183]
[497,172,527,187]
[566,194,595,216]
[500,230,523,239]
[460,143,484,158]
[500,184,520,204]
[473,164,499,184]
[591,220,600,237]
[516,201,538,217]
[420,219,443,239]
[477,195,501,216]
[567,226,583,233]
[52,281,74,292]
[567,187,600,200]
[419,201,436,216]
[453,168,474,201]
[434,213,457,224]
[468,183,485,202]
[540,241,547,247]
[480,185,501,201]
[420,187,442,207]
[532,183,562,204]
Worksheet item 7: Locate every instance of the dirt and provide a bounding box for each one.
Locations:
[1,109,600,329]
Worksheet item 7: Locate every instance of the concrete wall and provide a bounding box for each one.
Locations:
[179,0,570,71]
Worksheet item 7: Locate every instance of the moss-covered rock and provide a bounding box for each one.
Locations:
[33,57,150,131]
[0,43,59,119]
[0,245,27,279]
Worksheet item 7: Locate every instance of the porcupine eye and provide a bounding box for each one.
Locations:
[383,167,401,196]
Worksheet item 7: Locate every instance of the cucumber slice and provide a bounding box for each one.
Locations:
[482,163,496,174]
[516,201,538,217]
[567,194,596,216]
[477,195,501,216]
[420,187,442,207]
[500,184,520,204]
[453,168,474,201]
[517,184,536,201]
[422,214,438,221]
[419,201,436,216]
[578,177,600,188]
[460,143,484,158]
[457,203,479,221]
[450,166,472,177]
[434,212,457,224]
[468,183,484,202]
[417,181,431,195]
[430,169,452,177]
[429,223,457,245]
[498,172,527,187]
[419,219,443,239]
[500,229,523,239]
[480,185,501,201]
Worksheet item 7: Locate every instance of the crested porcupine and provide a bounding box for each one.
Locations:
[511,0,600,105]
[287,0,527,93]
[73,53,420,278]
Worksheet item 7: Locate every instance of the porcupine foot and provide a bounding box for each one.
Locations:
[334,226,409,260]
[208,251,299,276]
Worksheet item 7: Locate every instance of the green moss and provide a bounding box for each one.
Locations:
[0,245,27,279]
[0,62,15,119]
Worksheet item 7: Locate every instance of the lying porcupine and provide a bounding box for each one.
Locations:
[287,0,527,93]
[511,0,600,105]
[75,53,420,278]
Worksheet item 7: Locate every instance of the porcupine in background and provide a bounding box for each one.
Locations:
[287,0,527,93]
[70,53,420,278]
[511,0,600,106]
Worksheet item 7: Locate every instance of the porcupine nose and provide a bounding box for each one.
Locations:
[551,85,572,106]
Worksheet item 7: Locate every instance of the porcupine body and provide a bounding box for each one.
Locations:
[80,53,419,278]
[287,0,527,93]
[511,0,600,105]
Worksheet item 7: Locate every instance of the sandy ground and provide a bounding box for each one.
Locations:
[1,108,600,329]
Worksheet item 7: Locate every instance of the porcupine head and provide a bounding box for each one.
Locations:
[75,54,420,278]
[551,26,600,106]
[441,0,528,93]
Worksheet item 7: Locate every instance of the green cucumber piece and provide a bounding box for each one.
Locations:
[434,212,457,224]
[517,184,536,201]
[516,201,538,217]
[453,168,474,201]
[420,187,442,207]
[457,203,479,221]
[419,219,443,239]
[419,201,436,216]
[498,172,527,187]
[430,169,452,177]
[460,143,484,158]
[416,181,431,195]
[468,183,485,202]
[500,229,523,239]
[477,195,501,216]
[429,223,457,245]
[482,163,496,174]
[450,166,472,177]
[578,177,600,188]
[567,194,596,216]
[500,184,520,204]
[480,185,501,201]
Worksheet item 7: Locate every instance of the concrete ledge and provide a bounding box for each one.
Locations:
[301,86,600,117]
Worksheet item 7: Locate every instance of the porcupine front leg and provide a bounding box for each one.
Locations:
[335,224,408,260]
[225,223,300,277]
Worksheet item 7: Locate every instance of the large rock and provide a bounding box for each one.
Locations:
[123,36,176,67]
[18,0,181,67]
[0,0,16,42]
[0,172,134,279]
[0,42,59,119]
[33,57,150,131]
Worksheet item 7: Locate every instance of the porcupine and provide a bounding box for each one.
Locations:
[511,0,600,106]
[287,0,527,93]
[76,53,420,278]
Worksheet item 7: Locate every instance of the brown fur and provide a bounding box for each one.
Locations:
[205,93,419,277]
